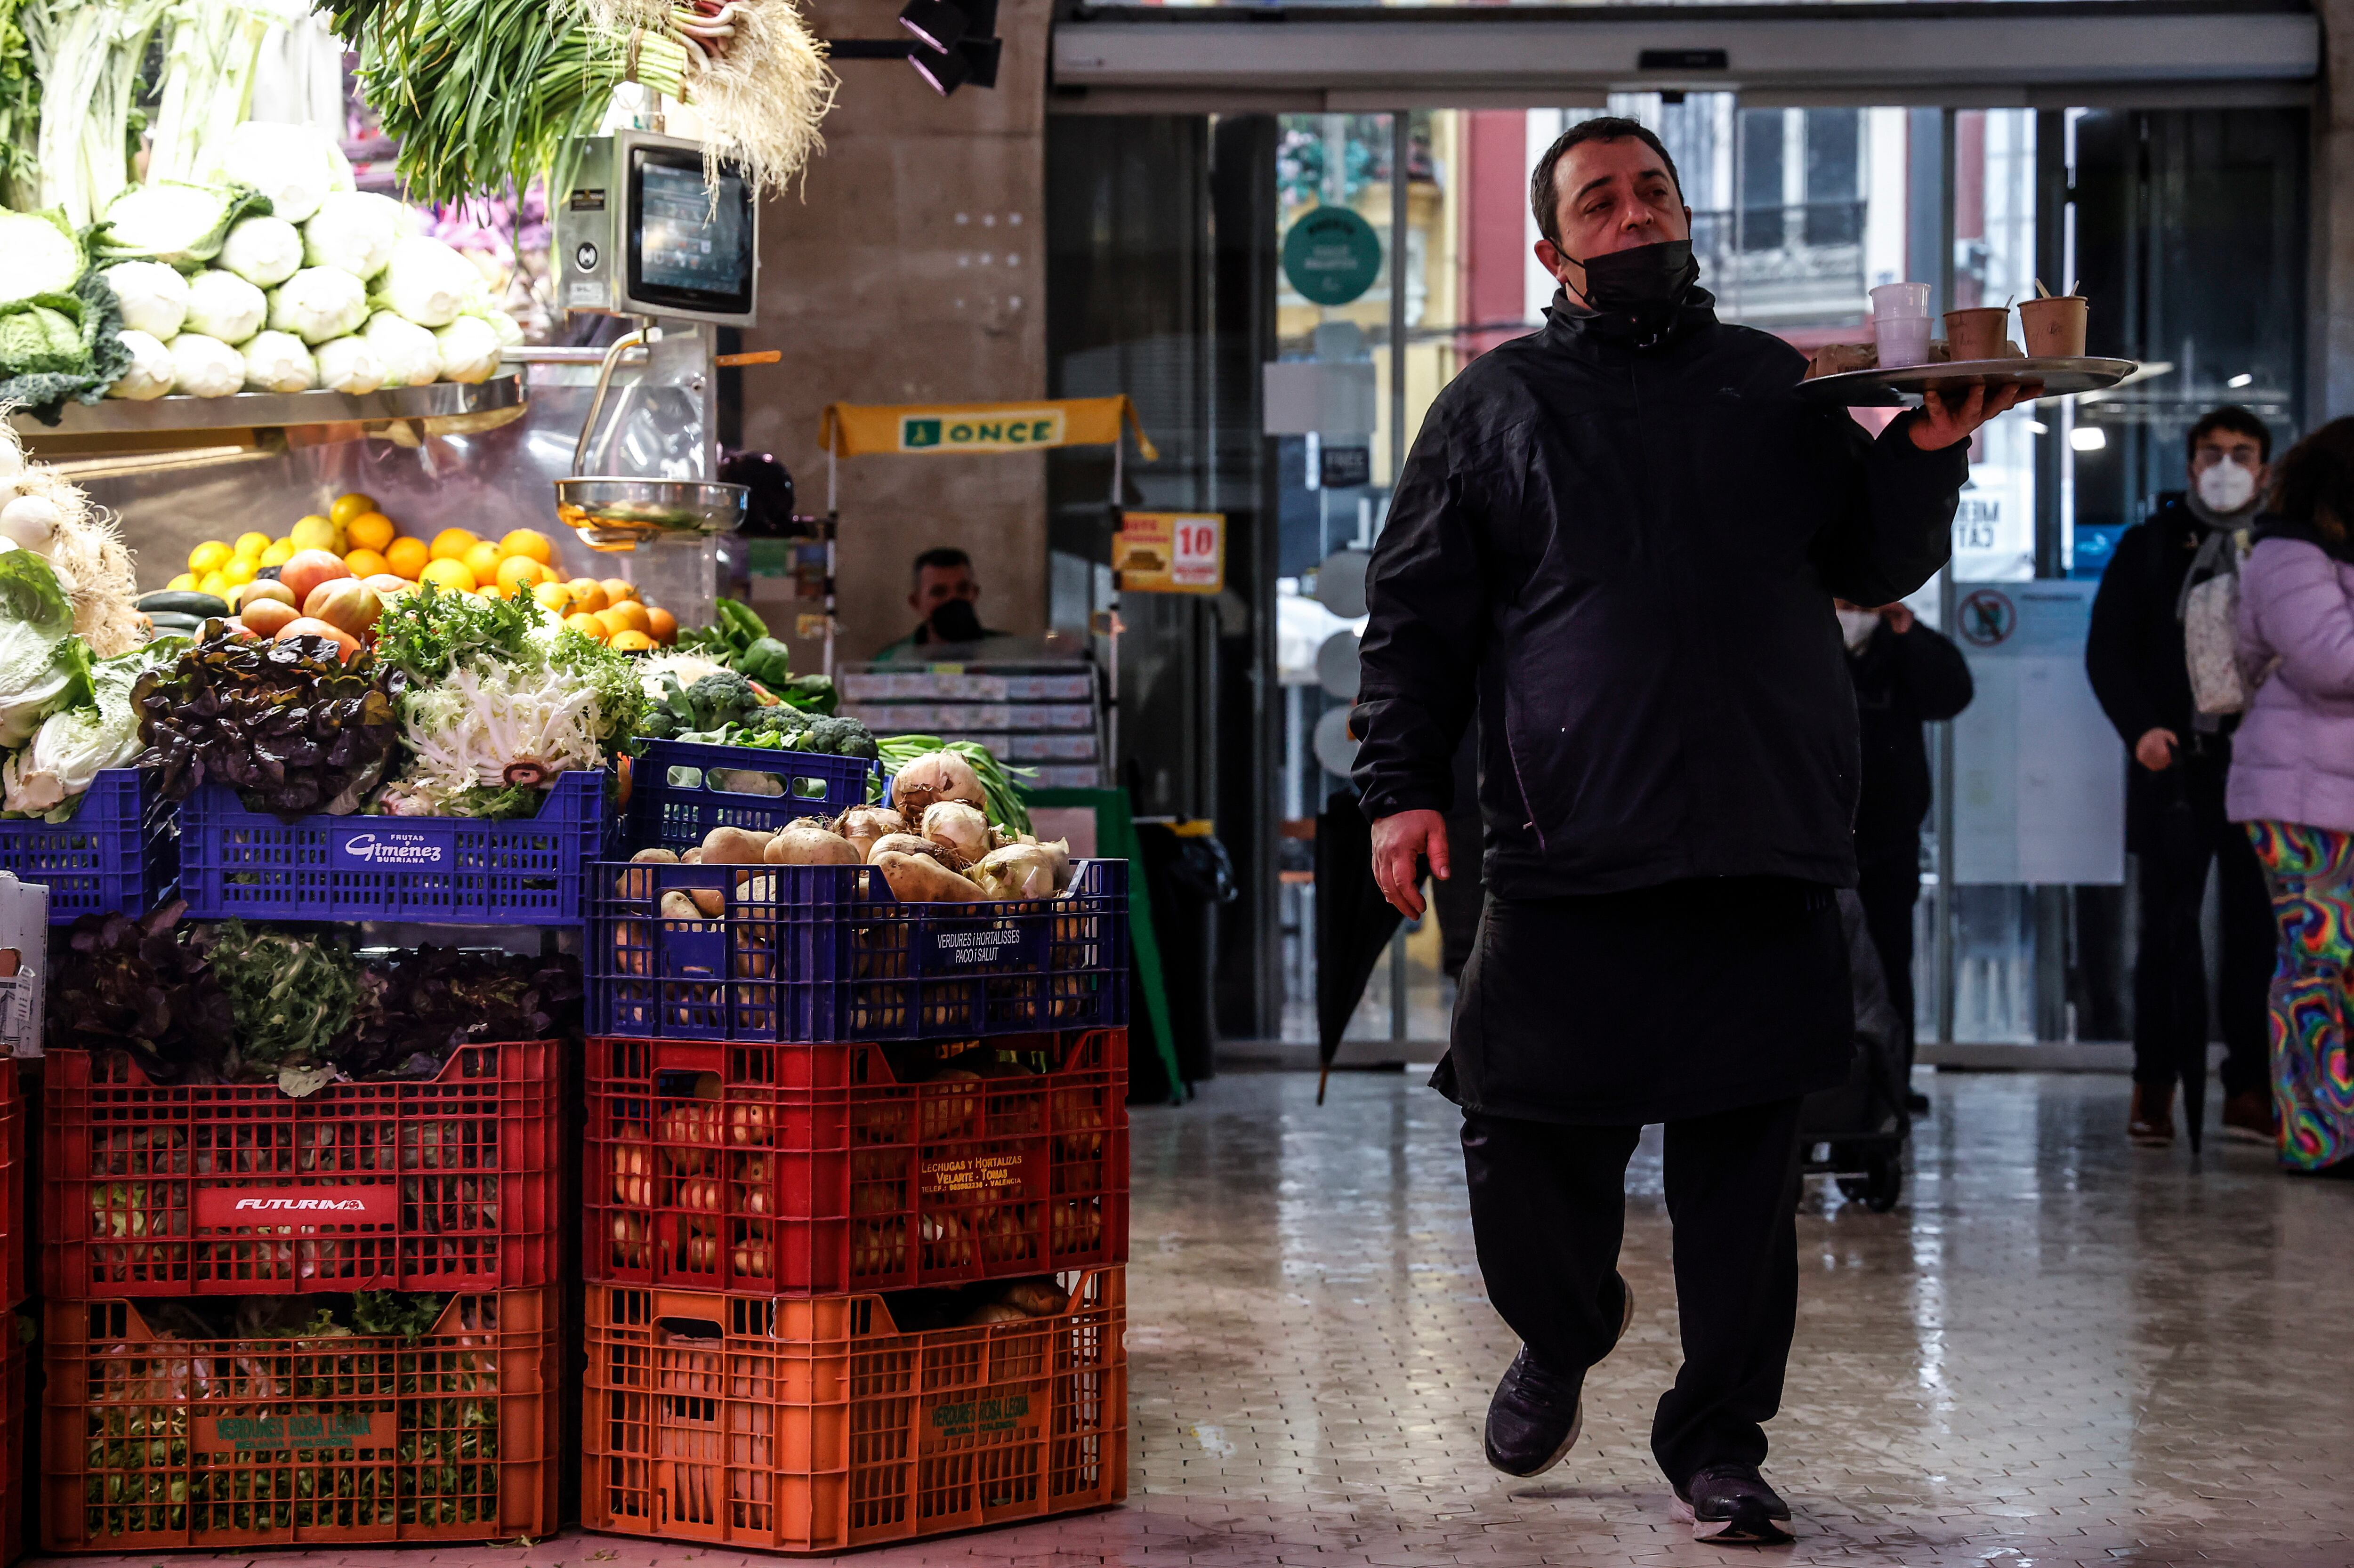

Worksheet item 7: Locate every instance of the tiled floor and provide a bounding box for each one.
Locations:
[36,1070,2354,1567]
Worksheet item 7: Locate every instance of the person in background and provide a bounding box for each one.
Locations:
[1838,596,1973,1113]
[2226,417,2354,1173]
[2086,406,2277,1148]
[873,546,1004,661]
[1354,115,2023,1546]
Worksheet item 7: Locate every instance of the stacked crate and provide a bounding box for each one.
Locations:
[580,743,1130,1552]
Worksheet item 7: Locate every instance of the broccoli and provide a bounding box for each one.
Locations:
[801,715,878,759]
[750,705,812,739]
[683,670,760,731]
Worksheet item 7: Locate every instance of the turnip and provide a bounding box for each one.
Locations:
[874,850,986,904]
[890,749,984,820]
[834,804,907,859]
[921,801,990,865]
[764,820,860,865]
[700,825,772,864]
[970,843,1059,901]
[867,831,949,866]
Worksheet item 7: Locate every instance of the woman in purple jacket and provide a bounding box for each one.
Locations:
[2228,417,2354,1172]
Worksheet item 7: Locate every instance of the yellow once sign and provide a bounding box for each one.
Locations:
[898,409,1066,452]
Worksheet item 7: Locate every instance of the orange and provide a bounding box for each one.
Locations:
[384,537,429,579]
[564,611,610,642]
[496,555,550,593]
[609,629,657,653]
[345,511,396,553]
[343,548,388,579]
[429,527,480,563]
[328,493,379,528]
[646,606,677,645]
[419,557,476,594]
[532,580,574,614]
[500,528,554,565]
[592,608,634,640]
[564,578,607,614]
[599,578,639,605]
[603,599,651,636]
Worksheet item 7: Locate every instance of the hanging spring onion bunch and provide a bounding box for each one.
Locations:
[582,0,836,198]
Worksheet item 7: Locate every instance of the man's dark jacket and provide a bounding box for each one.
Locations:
[2083,492,2241,850]
[1352,291,1968,899]
[1850,619,1974,870]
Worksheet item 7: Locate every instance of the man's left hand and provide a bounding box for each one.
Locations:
[1910,381,2043,451]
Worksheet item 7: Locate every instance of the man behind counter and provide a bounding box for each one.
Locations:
[873,546,1005,661]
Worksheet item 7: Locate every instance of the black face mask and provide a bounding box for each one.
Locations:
[1571,238,1699,322]
[927,596,986,643]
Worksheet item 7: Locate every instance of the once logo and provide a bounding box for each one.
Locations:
[340,832,447,866]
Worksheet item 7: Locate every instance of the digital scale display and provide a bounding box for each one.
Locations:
[628,147,755,317]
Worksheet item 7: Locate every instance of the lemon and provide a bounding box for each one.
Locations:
[563,611,611,643]
[232,531,272,561]
[564,578,608,614]
[429,527,480,562]
[290,515,339,553]
[462,540,504,584]
[328,493,379,528]
[500,528,555,565]
[609,629,657,652]
[188,541,232,575]
[197,570,231,598]
[496,555,549,593]
[419,557,476,593]
[166,572,198,593]
[532,580,572,614]
[260,540,296,568]
[219,558,258,587]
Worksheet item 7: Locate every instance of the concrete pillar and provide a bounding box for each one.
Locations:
[2321,0,2354,420]
[742,0,1051,662]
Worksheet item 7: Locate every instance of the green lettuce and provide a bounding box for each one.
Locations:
[94,180,272,269]
[0,207,80,302]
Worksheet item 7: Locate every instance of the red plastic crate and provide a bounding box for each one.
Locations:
[40,1287,559,1553]
[42,1042,561,1298]
[582,1267,1126,1554]
[0,1060,23,1314]
[584,1029,1128,1295]
[0,1319,29,1566]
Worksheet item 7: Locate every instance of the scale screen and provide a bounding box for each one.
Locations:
[627,145,755,317]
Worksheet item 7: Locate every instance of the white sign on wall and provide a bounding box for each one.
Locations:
[1950,579,2124,886]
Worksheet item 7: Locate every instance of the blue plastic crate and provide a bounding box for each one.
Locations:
[180,767,607,924]
[589,857,1128,1042]
[0,768,174,924]
[626,740,876,854]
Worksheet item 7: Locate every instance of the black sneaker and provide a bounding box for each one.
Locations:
[1671,1463,1794,1544]
[1483,1275,1636,1478]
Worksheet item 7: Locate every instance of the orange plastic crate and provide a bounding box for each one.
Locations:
[42,1042,561,1297]
[0,1059,22,1314]
[40,1287,560,1553]
[584,1029,1128,1295]
[582,1267,1127,1553]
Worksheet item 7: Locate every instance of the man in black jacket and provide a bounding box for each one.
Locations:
[1354,118,2026,1546]
[1840,598,1975,1110]
[2083,405,2277,1148]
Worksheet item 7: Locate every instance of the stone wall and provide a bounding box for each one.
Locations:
[739,0,1051,661]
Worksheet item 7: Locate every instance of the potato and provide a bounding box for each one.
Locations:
[659,891,705,921]
[960,1301,1030,1327]
[766,821,862,865]
[681,848,703,863]
[701,826,773,865]
[874,851,986,904]
[631,847,679,863]
[688,887,725,917]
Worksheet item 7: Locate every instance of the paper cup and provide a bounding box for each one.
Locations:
[1943,306,2009,362]
[2017,296,2088,358]
[1874,317,1933,370]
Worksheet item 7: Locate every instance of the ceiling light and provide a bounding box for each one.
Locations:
[897,0,967,53]
[2227,372,2253,388]
[2025,420,2048,434]
[2069,426,2106,452]
[908,39,969,93]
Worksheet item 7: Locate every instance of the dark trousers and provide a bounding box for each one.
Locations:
[2134,788,2273,1097]
[1856,857,1922,1066]
[1461,1096,1804,1487]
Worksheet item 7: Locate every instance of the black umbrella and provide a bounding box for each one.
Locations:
[2156,765,2208,1153]
[1315,789,1403,1105]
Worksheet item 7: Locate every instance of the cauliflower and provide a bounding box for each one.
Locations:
[183,270,267,345]
[315,335,387,396]
[302,191,402,280]
[97,261,189,339]
[360,310,441,387]
[430,314,501,383]
[104,330,175,400]
[166,333,244,397]
[268,267,370,346]
[217,217,305,288]
[240,330,317,394]
[376,236,483,329]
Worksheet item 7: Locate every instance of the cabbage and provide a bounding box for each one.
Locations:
[432,314,501,384]
[1,646,150,816]
[0,299,87,376]
[240,330,316,393]
[95,182,267,268]
[208,121,354,226]
[0,549,87,748]
[361,310,441,387]
[183,271,267,345]
[314,335,386,395]
[166,334,245,397]
[217,217,305,288]
[302,192,401,280]
[104,330,174,400]
[374,235,481,329]
[267,266,368,345]
[96,262,189,340]
[0,210,83,305]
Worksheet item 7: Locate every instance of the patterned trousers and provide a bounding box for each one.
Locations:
[2245,820,2354,1171]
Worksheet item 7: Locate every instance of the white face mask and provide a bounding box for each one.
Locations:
[2195,457,2258,514]
[1837,608,1880,651]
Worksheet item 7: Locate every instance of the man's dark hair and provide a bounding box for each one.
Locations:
[2186,404,2273,464]
[1529,116,1684,247]
[911,546,973,585]
[2269,417,2354,536]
